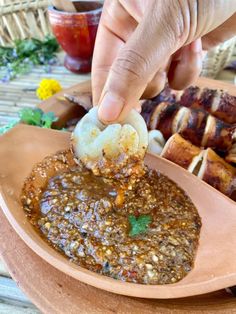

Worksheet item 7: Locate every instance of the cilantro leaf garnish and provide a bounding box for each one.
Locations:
[0,108,59,136]
[128,214,152,237]
[19,108,43,126]
[19,108,58,128]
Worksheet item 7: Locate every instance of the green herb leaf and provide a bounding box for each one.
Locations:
[19,108,43,126]
[128,214,152,237]
[41,111,58,128]
[18,108,58,129]
[0,36,59,81]
[15,39,38,56]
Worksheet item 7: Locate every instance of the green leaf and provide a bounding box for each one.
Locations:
[128,214,152,237]
[18,108,58,129]
[15,39,38,56]
[19,108,43,126]
[0,36,59,81]
[41,111,58,128]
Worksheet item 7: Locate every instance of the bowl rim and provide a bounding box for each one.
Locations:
[48,2,103,16]
[0,125,236,299]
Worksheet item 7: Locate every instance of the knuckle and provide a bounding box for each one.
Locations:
[111,49,149,82]
[154,0,187,41]
[168,0,189,43]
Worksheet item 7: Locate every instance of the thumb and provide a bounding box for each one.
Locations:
[98,1,182,123]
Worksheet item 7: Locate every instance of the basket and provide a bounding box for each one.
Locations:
[201,37,236,78]
[0,0,52,46]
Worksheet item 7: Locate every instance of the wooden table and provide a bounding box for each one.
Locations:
[0,57,235,312]
[0,64,90,313]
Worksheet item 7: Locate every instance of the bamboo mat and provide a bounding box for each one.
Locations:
[0,53,235,128]
[0,63,90,127]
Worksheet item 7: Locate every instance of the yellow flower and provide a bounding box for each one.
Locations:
[36,78,62,100]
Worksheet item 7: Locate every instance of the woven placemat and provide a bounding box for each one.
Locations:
[0,63,90,127]
[0,51,235,128]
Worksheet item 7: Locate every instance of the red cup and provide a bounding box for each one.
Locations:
[48,1,102,73]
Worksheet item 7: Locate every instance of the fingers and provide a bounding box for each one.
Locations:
[91,0,137,105]
[95,0,236,124]
[141,71,167,99]
[141,57,171,99]
[91,24,124,105]
[168,39,203,90]
[202,13,236,49]
[98,1,181,123]
[192,1,236,42]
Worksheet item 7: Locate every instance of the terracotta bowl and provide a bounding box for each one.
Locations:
[48,1,102,73]
[0,125,236,299]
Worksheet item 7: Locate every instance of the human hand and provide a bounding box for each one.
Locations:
[92,0,236,123]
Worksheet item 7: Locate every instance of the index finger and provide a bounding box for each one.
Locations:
[91,0,137,105]
[91,24,124,105]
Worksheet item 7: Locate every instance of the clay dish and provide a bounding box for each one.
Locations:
[0,125,235,299]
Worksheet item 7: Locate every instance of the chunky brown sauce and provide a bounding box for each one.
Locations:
[22,151,201,285]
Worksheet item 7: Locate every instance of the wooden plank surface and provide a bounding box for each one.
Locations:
[0,48,235,127]
[0,277,40,313]
[0,62,90,313]
[0,301,40,314]
[0,261,10,278]
[0,277,31,304]
[0,64,90,127]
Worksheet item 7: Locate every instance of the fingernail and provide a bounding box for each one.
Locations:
[98,92,125,122]
[190,39,202,53]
